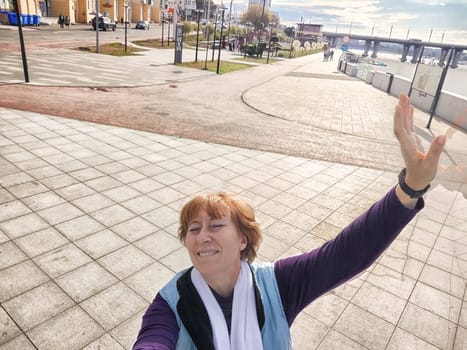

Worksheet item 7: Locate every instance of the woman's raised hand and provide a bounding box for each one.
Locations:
[393,93,446,192]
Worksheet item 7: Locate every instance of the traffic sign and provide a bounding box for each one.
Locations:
[340,44,349,51]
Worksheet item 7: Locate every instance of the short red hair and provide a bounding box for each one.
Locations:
[178,193,262,263]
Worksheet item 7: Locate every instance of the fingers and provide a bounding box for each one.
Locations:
[394,94,411,135]
[399,94,414,132]
[424,135,446,168]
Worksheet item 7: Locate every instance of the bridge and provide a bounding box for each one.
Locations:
[321,32,467,68]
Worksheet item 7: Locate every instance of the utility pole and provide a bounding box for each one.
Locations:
[195,10,204,62]
[227,0,233,46]
[124,3,128,52]
[13,0,29,82]
[95,0,99,53]
[216,8,225,74]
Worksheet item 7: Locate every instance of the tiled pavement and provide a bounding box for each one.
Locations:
[1,107,466,349]
[1,47,467,349]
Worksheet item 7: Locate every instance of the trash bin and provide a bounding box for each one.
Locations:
[8,12,17,25]
[33,15,41,26]
[21,14,28,25]
[27,14,34,25]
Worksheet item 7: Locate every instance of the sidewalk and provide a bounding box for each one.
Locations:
[0,48,466,349]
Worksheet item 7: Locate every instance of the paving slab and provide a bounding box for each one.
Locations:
[0,106,466,349]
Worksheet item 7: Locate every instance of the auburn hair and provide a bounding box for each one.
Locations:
[178,192,262,263]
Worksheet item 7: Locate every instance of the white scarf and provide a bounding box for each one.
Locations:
[191,261,263,350]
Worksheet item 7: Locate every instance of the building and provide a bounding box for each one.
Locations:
[296,23,323,43]
[6,0,167,25]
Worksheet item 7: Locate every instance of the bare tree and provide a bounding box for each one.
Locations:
[240,4,271,30]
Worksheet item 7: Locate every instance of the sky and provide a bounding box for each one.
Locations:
[227,0,467,45]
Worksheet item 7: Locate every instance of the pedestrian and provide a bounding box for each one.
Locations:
[330,49,334,61]
[65,16,70,27]
[133,94,446,350]
[58,14,65,28]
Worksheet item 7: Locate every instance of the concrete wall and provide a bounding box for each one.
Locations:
[365,71,374,84]
[371,71,391,92]
[437,92,467,129]
[345,63,358,77]
[339,61,467,131]
[17,0,40,15]
[387,75,466,129]
[51,0,71,18]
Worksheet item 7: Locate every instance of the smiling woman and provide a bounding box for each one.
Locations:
[132,96,447,350]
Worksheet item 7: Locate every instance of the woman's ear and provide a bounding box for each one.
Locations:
[240,234,248,251]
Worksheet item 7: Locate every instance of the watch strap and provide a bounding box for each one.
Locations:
[398,168,430,198]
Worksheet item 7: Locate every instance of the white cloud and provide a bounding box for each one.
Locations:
[233,0,467,45]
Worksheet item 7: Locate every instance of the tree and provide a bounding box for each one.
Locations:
[240,4,271,30]
[270,13,280,27]
[284,26,295,38]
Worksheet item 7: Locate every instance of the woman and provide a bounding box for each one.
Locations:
[133,94,446,350]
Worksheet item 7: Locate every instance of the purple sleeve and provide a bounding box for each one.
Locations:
[133,293,179,350]
[274,186,423,325]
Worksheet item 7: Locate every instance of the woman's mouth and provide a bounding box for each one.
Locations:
[197,250,219,257]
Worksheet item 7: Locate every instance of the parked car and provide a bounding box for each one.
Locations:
[92,16,116,31]
[135,21,150,30]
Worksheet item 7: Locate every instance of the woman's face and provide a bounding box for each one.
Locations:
[184,207,247,279]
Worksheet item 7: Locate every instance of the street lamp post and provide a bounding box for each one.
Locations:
[13,0,29,82]
[124,3,128,52]
[266,23,273,64]
[216,8,226,74]
[95,0,99,53]
[195,9,204,63]
[288,29,294,59]
[227,0,233,49]
[167,17,171,46]
[211,9,218,61]
[161,13,164,46]
[204,27,210,70]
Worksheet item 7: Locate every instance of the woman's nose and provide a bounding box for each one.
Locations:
[198,226,212,242]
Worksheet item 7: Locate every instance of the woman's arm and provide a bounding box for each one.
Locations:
[133,293,179,350]
[275,94,446,325]
[274,186,422,325]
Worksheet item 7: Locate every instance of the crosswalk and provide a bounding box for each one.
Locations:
[0,47,213,86]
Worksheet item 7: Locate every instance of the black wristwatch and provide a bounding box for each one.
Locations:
[398,168,430,198]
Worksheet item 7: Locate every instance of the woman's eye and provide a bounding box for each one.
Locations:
[211,224,225,229]
[188,227,200,233]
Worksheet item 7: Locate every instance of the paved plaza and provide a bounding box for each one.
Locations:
[0,31,467,350]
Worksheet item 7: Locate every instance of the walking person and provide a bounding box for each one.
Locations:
[133,94,446,350]
[58,14,65,28]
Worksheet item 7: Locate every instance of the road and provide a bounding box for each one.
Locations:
[0,22,165,52]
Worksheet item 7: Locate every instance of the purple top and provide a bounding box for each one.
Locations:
[134,187,422,350]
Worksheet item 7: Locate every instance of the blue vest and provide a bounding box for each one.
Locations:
[160,262,291,350]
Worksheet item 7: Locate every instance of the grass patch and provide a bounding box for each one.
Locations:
[133,39,176,49]
[75,42,145,56]
[233,56,280,64]
[179,60,251,74]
